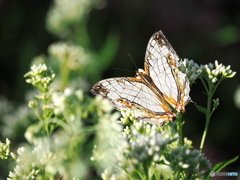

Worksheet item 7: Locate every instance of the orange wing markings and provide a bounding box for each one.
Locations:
[116,98,132,108]
[116,97,175,125]
[91,84,109,96]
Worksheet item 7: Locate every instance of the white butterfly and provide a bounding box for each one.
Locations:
[91,30,191,124]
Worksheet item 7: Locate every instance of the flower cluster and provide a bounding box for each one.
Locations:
[110,121,178,179]
[178,58,202,84]
[90,96,114,118]
[8,142,58,180]
[203,60,236,83]
[91,111,121,170]
[48,42,92,71]
[118,110,138,125]
[46,0,103,36]
[51,88,77,115]
[178,59,236,85]
[24,64,55,93]
[25,88,85,143]
[167,145,211,179]
[0,139,13,160]
[122,126,170,163]
[90,97,122,171]
[99,109,214,179]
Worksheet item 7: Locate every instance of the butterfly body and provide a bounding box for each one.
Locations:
[91,31,191,124]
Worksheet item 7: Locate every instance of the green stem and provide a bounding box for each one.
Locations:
[199,77,224,152]
[199,77,209,93]
[142,163,149,180]
[212,77,224,95]
[173,171,180,180]
[199,79,213,152]
[33,108,43,121]
[60,55,71,88]
[176,114,183,146]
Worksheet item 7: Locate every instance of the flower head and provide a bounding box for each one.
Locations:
[167,145,212,179]
[118,110,137,125]
[24,64,55,93]
[178,58,202,85]
[203,60,236,83]
[7,142,58,180]
[118,122,177,168]
[48,42,92,72]
[0,138,11,160]
[46,0,104,36]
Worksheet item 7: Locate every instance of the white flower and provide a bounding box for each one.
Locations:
[168,145,211,176]
[48,42,92,71]
[46,0,104,35]
[24,64,55,91]
[178,59,202,84]
[203,60,236,83]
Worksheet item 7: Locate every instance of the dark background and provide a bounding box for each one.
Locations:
[0,0,239,178]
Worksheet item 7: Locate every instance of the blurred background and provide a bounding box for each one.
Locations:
[0,0,239,179]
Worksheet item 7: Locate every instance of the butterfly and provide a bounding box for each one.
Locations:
[91,30,191,125]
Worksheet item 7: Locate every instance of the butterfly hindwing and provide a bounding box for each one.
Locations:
[91,77,175,124]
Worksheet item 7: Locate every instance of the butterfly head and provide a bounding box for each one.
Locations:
[135,69,146,78]
[137,68,145,73]
[174,99,192,114]
[178,106,186,114]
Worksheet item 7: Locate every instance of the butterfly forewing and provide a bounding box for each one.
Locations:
[144,31,191,112]
[144,31,179,103]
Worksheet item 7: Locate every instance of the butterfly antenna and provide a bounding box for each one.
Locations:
[112,67,135,73]
[128,53,139,69]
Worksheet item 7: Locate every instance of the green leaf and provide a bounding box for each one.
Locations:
[154,159,168,165]
[205,155,239,179]
[212,155,239,172]
[89,32,120,83]
[98,32,120,72]
[214,25,239,46]
[195,104,207,114]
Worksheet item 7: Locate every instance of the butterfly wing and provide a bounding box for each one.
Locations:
[91,30,191,124]
[172,68,191,112]
[91,77,175,124]
[144,31,191,112]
